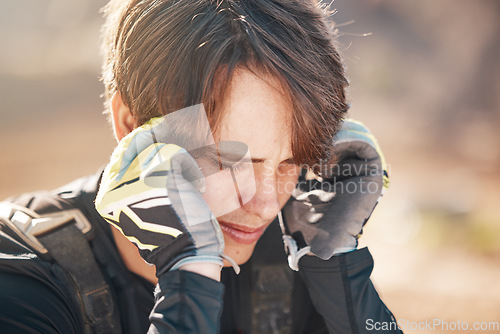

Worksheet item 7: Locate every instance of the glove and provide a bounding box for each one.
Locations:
[280,119,389,270]
[95,113,237,276]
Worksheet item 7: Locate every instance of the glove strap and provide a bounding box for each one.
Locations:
[278,212,310,271]
[222,254,241,274]
[282,235,310,271]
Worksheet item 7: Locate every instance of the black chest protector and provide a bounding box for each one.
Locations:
[0,173,327,334]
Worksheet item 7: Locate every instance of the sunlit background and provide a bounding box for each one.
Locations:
[0,1,499,333]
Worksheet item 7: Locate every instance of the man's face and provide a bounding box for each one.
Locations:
[197,69,300,265]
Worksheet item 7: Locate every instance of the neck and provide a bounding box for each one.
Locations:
[111,226,158,284]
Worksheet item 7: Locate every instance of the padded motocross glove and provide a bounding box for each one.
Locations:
[280,119,389,270]
[95,112,239,276]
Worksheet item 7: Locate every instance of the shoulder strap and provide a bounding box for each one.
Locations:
[0,201,122,334]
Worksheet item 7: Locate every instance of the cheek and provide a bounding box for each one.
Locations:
[197,157,257,218]
[200,167,256,217]
[276,165,300,204]
[200,171,238,217]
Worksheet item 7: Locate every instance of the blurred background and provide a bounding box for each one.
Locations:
[0,0,499,332]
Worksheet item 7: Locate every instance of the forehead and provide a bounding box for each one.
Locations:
[215,69,294,163]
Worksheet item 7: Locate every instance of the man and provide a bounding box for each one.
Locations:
[0,0,401,333]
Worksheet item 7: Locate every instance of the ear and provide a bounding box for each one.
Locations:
[111,93,136,142]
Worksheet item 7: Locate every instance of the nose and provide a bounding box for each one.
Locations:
[243,165,281,221]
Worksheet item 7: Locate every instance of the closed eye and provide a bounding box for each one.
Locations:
[212,156,252,172]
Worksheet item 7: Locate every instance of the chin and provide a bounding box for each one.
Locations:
[222,235,258,266]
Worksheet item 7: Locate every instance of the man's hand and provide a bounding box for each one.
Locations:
[280,119,389,270]
[95,116,226,277]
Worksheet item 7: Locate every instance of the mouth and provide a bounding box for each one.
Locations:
[218,220,267,245]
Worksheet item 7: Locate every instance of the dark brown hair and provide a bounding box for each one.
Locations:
[101,0,349,167]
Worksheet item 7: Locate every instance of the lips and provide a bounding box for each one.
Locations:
[218,220,267,244]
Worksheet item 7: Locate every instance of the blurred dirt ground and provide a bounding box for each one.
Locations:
[1,0,499,333]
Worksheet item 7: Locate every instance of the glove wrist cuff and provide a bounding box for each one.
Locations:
[170,255,223,271]
[170,254,241,275]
